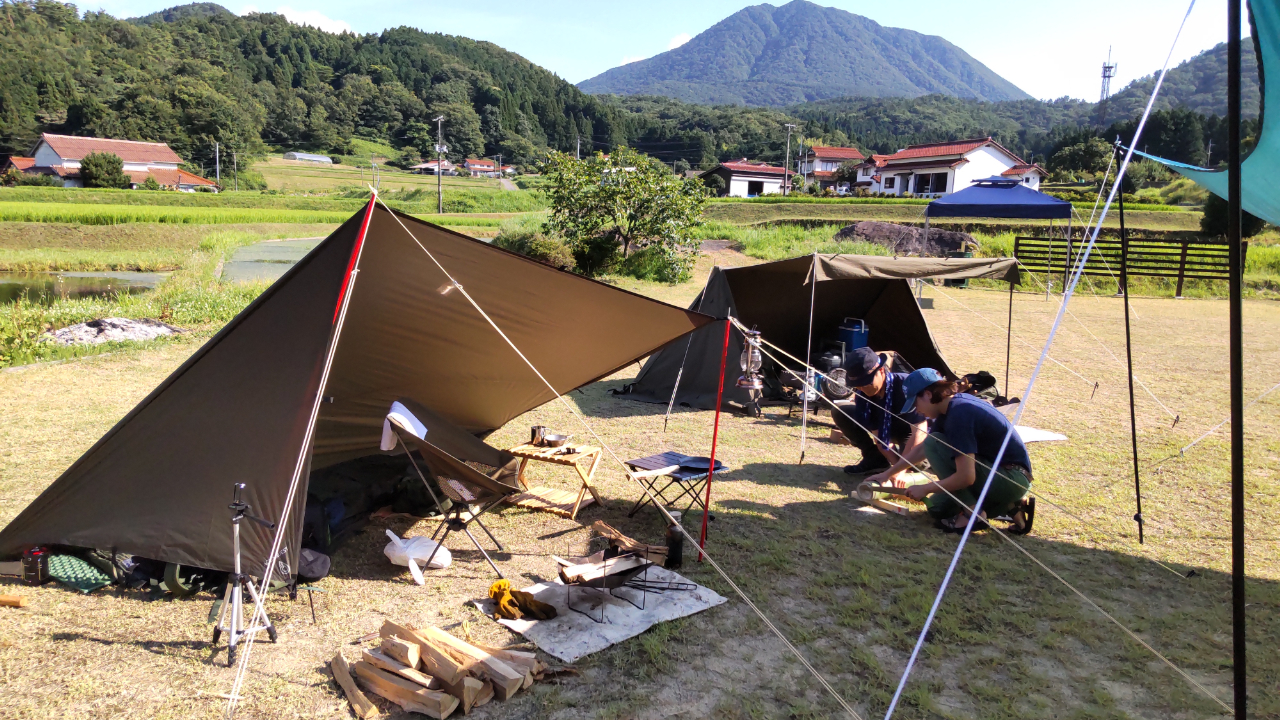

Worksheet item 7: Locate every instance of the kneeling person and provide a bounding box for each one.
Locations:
[897,368,1035,534]
[833,347,927,479]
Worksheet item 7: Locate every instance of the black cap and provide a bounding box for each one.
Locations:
[844,347,885,387]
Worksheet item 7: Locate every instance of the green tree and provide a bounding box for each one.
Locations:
[542,147,709,279]
[1048,138,1112,177]
[834,160,861,185]
[1200,194,1265,238]
[141,175,162,191]
[79,152,130,189]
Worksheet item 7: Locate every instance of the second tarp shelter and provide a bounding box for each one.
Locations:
[0,200,712,575]
[622,254,1019,411]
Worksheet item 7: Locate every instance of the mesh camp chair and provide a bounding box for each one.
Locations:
[382,400,521,579]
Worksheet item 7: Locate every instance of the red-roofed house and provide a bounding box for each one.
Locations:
[857,138,1039,198]
[6,133,217,191]
[799,146,867,193]
[698,159,793,197]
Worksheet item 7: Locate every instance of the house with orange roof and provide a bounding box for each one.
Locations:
[698,158,793,197]
[799,146,867,194]
[5,133,218,191]
[856,137,1045,198]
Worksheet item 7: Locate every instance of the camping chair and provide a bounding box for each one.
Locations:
[381,401,522,579]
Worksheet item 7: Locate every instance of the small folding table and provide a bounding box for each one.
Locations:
[624,451,723,518]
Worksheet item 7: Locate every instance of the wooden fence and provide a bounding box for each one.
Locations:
[1013,236,1245,296]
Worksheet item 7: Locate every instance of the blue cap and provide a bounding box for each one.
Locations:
[900,368,945,414]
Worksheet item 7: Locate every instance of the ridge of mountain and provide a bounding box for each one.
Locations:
[577,0,1031,106]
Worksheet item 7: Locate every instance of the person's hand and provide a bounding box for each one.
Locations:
[905,483,932,501]
[864,470,890,486]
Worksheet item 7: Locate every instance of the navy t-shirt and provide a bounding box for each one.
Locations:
[854,371,925,442]
[931,393,1032,471]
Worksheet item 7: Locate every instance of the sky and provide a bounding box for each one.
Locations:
[93,0,1244,101]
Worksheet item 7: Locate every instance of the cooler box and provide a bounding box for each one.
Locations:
[838,318,869,351]
[944,251,974,287]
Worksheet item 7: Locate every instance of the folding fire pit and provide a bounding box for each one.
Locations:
[556,552,694,624]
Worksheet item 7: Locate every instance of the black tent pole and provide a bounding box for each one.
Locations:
[1118,171,1144,543]
[1004,279,1013,398]
[1227,0,1246,716]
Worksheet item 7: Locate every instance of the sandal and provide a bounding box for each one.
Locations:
[1008,497,1036,536]
[934,514,988,534]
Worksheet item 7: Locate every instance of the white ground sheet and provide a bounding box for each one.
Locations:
[472,566,727,663]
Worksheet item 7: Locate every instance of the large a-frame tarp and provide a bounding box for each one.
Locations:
[0,201,711,572]
[625,255,1017,410]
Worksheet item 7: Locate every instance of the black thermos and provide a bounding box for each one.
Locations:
[664,512,684,569]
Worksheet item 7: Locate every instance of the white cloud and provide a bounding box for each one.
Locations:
[239,5,353,34]
[667,32,692,50]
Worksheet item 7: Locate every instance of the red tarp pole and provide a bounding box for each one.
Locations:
[700,318,731,561]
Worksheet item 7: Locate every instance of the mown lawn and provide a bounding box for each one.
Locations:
[0,241,1275,719]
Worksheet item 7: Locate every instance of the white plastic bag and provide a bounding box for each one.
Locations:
[383,529,451,584]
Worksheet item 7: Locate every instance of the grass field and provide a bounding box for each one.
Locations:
[0,240,1276,719]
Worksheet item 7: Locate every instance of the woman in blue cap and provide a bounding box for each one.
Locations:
[894,368,1035,534]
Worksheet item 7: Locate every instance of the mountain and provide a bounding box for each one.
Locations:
[1102,39,1260,122]
[577,0,1031,106]
[0,3,623,168]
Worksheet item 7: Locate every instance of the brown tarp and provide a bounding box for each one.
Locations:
[624,253,1012,410]
[0,202,711,572]
[809,255,1020,283]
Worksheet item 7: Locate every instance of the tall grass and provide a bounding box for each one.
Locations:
[692,221,889,261]
[0,230,273,367]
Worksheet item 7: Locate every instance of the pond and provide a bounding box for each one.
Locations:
[0,271,170,304]
[220,238,322,283]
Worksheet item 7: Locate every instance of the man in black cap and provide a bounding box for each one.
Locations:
[832,347,927,480]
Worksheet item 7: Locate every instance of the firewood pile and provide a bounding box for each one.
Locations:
[330,621,569,718]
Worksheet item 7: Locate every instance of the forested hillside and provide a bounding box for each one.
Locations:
[0,1,625,169]
[579,0,1029,106]
[1103,40,1260,122]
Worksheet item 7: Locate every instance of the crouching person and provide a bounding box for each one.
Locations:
[833,347,927,479]
[898,368,1036,535]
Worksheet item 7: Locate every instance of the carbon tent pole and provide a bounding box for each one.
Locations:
[1119,163,1144,543]
[1227,0,1247,715]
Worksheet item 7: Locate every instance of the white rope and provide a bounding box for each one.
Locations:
[743,326,1188,580]
[740,328,1229,711]
[885,4,1198,713]
[1150,380,1280,472]
[663,268,713,434]
[800,252,818,463]
[227,196,377,717]
[927,282,1097,388]
[376,199,865,720]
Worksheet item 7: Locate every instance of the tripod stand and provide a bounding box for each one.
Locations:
[212,483,278,666]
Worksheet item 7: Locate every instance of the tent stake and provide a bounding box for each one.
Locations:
[1119,167,1144,544]
[700,318,731,561]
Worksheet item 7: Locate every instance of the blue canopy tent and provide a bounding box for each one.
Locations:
[922,176,1073,397]
[1136,0,1280,225]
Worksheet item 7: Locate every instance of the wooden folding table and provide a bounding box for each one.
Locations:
[503,443,603,520]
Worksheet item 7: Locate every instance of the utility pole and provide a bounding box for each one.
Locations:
[214,141,220,184]
[576,135,581,160]
[232,152,238,192]
[1206,138,1214,167]
[783,123,797,196]
[434,115,446,214]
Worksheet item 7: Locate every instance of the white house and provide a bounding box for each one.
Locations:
[410,160,457,175]
[799,146,867,193]
[858,138,1045,198]
[8,133,217,191]
[698,159,793,198]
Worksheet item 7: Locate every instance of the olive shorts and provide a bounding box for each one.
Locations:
[920,431,1031,519]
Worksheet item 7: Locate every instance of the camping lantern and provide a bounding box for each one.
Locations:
[736,329,764,390]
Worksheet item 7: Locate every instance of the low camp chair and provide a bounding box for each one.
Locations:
[383,401,521,579]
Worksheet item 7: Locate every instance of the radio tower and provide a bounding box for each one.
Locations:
[1098,47,1117,127]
